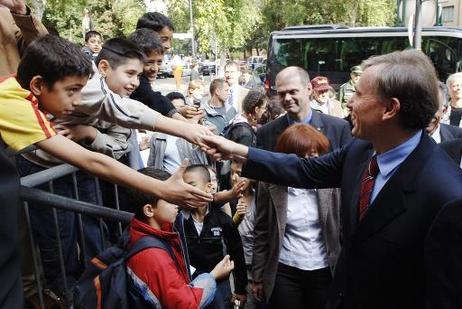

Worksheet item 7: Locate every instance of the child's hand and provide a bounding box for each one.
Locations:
[0,0,27,14]
[139,135,150,151]
[231,179,247,199]
[231,293,247,308]
[251,282,265,302]
[235,199,248,216]
[177,105,203,119]
[210,255,234,281]
[182,123,214,148]
[55,124,97,143]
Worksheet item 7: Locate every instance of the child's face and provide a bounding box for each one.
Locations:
[183,171,212,194]
[143,51,163,82]
[231,161,250,191]
[100,58,143,97]
[86,35,102,54]
[207,168,218,194]
[158,26,173,51]
[37,75,88,117]
[153,199,179,224]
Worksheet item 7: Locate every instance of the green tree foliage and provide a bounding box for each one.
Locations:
[40,0,145,44]
[168,0,262,55]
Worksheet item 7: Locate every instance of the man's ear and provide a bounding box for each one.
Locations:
[383,97,401,121]
[306,84,313,96]
[29,76,44,96]
[142,203,155,218]
[98,59,110,77]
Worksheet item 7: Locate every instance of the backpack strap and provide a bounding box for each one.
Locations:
[125,236,181,272]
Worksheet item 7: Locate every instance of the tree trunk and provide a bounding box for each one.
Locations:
[31,0,46,20]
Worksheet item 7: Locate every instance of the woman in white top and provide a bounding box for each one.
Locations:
[251,124,341,309]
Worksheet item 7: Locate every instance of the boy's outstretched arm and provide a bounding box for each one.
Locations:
[36,135,212,208]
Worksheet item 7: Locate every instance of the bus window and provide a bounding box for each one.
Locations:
[423,37,458,81]
[274,39,303,67]
[304,38,338,73]
[269,29,462,94]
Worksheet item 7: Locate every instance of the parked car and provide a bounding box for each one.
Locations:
[199,60,217,76]
[158,55,173,78]
[247,56,265,70]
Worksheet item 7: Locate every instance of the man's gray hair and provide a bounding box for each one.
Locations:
[361,49,439,130]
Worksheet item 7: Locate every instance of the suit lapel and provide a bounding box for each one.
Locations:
[317,189,332,226]
[268,184,288,235]
[310,110,325,133]
[353,135,433,242]
[439,124,451,143]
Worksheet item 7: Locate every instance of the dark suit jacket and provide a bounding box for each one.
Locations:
[425,198,462,308]
[256,110,352,151]
[242,134,462,309]
[439,123,462,143]
[440,138,462,165]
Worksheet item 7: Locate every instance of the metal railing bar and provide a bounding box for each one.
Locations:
[94,178,107,250]
[71,173,87,266]
[113,184,123,236]
[48,181,69,305]
[20,164,79,188]
[20,186,134,223]
[23,202,46,309]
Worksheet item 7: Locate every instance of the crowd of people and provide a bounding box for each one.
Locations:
[1,0,462,308]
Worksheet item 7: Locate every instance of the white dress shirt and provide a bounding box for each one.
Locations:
[279,187,329,270]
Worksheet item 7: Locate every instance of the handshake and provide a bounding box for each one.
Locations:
[198,135,250,162]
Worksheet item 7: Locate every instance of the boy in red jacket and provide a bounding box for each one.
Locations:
[125,167,234,308]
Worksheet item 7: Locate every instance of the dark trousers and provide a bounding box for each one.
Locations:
[449,107,462,126]
[268,263,332,309]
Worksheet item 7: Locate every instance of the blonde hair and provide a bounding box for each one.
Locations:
[188,80,203,93]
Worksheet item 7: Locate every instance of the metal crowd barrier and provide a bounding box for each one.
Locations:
[19,163,134,309]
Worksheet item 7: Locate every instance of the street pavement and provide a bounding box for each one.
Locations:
[153,75,214,96]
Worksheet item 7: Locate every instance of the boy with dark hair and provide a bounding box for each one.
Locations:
[182,165,248,308]
[136,12,174,51]
[19,37,147,277]
[82,30,102,60]
[124,167,234,308]
[0,33,211,291]
[128,28,180,119]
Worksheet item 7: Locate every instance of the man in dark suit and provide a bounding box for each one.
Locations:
[256,66,351,152]
[202,49,462,308]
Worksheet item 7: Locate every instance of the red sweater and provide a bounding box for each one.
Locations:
[127,218,205,308]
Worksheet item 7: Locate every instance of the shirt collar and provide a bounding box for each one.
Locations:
[430,124,441,143]
[376,130,422,177]
[287,109,313,125]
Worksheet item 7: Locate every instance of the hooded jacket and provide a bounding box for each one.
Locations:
[127,218,216,309]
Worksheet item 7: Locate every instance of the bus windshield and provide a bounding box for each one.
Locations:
[272,35,462,86]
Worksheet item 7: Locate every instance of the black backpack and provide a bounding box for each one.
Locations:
[74,234,180,309]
